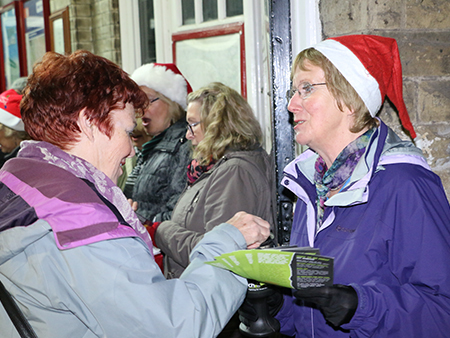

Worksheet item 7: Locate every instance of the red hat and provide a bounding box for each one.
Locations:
[131,63,193,109]
[313,34,416,139]
[0,89,24,131]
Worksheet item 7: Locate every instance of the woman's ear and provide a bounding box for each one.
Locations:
[77,108,94,141]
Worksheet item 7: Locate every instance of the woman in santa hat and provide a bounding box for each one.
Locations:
[123,63,193,225]
[0,89,30,167]
[240,35,450,337]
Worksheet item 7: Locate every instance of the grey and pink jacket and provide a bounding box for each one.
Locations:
[0,142,249,338]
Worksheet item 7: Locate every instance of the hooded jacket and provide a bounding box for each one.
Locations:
[155,147,275,279]
[276,121,450,337]
[0,143,249,338]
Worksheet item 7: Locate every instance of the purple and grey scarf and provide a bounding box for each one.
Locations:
[16,140,154,253]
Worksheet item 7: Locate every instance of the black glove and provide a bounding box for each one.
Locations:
[238,282,284,337]
[293,284,357,327]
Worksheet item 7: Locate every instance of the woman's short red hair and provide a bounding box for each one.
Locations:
[21,50,148,150]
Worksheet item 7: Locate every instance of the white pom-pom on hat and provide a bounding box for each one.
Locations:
[131,63,193,109]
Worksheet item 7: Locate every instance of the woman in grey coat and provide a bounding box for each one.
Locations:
[152,82,275,337]
[154,82,274,278]
[124,63,192,223]
[153,82,275,280]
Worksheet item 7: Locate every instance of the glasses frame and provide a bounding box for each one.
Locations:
[149,97,160,104]
[286,82,327,101]
[187,121,202,136]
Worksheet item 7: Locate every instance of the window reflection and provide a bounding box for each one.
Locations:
[24,0,46,74]
[139,0,156,63]
[1,7,20,89]
[203,0,217,22]
[182,0,195,25]
[226,0,243,17]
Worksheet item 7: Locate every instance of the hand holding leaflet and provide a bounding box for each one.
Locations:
[206,246,334,289]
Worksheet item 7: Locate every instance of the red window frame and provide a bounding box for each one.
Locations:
[172,22,246,99]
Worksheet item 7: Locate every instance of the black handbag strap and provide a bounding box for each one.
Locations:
[0,280,38,338]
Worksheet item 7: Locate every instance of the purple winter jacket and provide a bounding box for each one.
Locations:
[277,121,450,337]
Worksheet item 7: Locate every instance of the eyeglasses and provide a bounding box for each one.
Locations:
[286,82,327,101]
[186,121,202,135]
[149,97,160,104]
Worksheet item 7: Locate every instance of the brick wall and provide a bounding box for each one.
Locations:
[50,0,121,65]
[319,0,450,197]
[92,0,121,64]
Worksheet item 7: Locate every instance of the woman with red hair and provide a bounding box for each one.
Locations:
[0,50,270,338]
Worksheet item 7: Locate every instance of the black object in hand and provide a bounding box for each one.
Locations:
[293,284,357,327]
[238,281,284,337]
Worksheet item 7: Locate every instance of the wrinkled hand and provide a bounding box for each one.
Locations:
[293,284,358,327]
[226,211,270,249]
[127,199,138,211]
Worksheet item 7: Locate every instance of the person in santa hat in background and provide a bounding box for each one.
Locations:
[123,64,192,263]
[0,89,30,168]
[239,35,450,337]
[122,63,192,271]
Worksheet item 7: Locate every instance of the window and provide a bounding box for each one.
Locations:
[1,6,20,89]
[202,0,217,22]
[0,0,50,92]
[172,23,245,97]
[226,0,243,17]
[138,0,156,64]
[181,0,243,25]
[49,7,71,55]
[24,0,46,73]
[182,0,195,25]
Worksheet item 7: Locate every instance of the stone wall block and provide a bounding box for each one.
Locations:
[418,80,450,123]
[320,0,368,37]
[367,1,402,29]
[73,41,93,51]
[73,17,93,31]
[94,0,114,14]
[72,0,91,4]
[72,4,91,17]
[93,25,110,39]
[75,30,92,43]
[51,0,70,12]
[96,37,121,53]
[391,32,450,77]
[406,0,450,29]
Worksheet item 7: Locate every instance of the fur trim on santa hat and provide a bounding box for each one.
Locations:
[131,63,191,109]
[312,34,416,139]
[314,39,382,118]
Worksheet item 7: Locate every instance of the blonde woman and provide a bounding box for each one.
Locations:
[151,82,275,337]
[154,82,274,277]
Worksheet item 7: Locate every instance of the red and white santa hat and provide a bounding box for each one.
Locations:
[312,34,416,139]
[131,63,193,109]
[0,89,24,131]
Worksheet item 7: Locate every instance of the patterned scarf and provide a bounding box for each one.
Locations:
[187,158,216,185]
[18,140,154,254]
[314,128,374,228]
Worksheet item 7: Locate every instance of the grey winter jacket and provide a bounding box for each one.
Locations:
[124,120,191,222]
[0,142,249,338]
[155,147,275,279]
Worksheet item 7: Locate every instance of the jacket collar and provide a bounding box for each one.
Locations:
[283,119,428,207]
